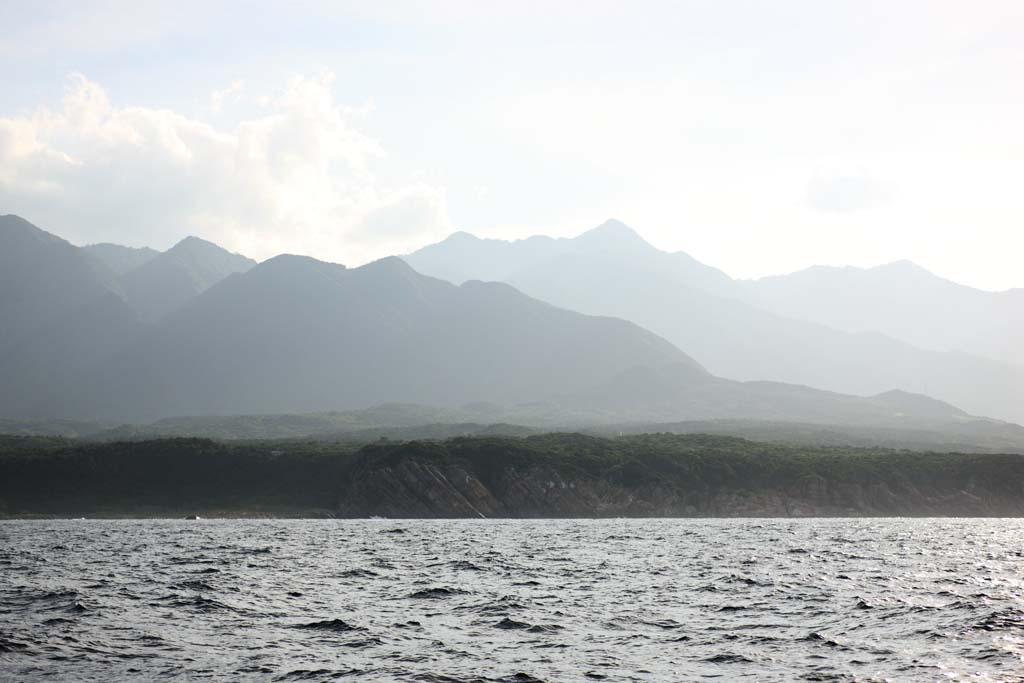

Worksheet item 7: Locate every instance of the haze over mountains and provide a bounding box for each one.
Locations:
[119,236,255,322]
[742,262,1024,369]
[1,213,1021,449]
[56,253,696,420]
[82,243,160,276]
[406,220,1024,425]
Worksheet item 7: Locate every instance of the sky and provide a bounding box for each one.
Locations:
[1,1,1022,291]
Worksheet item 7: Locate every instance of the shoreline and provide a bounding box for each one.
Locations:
[4,512,1024,521]
[5,433,1024,519]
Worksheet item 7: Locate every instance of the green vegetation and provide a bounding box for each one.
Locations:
[0,438,361,516]
[3,432,1023,518]
[6,407,1023,455]
[355,433,1023,497]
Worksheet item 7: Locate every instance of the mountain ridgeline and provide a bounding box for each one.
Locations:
[0,213,1021,452]
[55,254,695,419]
[405,220,1024,425]
[120,235,255,322]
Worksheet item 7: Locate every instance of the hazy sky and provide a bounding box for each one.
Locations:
[1,1,1022,290]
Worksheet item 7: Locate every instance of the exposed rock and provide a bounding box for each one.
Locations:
[336,450,1024,518]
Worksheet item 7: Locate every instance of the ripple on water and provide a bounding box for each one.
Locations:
[2,518,1024,682]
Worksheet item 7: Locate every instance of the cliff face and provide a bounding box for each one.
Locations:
[336,454,1024,518]
[338,460,676,518]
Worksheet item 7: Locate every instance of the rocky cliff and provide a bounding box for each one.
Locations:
[336,436,1024,518]
[3,433,1023,517]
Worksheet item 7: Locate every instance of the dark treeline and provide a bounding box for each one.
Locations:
[0,437,359,516]
[2,433,1024,517]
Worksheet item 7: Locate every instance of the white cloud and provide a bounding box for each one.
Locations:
[209,80,244,114]
[0,72,453,264]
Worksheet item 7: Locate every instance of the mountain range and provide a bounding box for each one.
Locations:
[406,220,1024,424]
[0,213,1020,448]
[742,260,1023,368]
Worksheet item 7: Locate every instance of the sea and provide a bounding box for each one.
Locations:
[1,518,1022,682]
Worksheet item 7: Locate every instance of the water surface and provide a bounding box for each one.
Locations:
[2,519,1023,681]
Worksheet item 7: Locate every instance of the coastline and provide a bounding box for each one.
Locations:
[4,433,1023,519]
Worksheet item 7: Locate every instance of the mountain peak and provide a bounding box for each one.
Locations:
[0,214,65,247]
[351,256,444,299]
[443,230,481,244]
[356,255,419,276]
[862,260,955,288]
[155,235,255,272]
[574,219,651,249]
[589,218,638,236]
[168,235,225,254]
[258,253,326,270]
[1,214,37,230]
[120,234,256,322]
[246,254,347,286]
[872,259,932,276]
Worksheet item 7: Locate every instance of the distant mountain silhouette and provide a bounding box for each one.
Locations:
[2,213,1020,444]
[406,221,1024,424]
[122,235,255,321]
[0,217,252,417]
[741,261,1024,368]
[0,214,123,353]
[0,215,143,416]
[40,250,1005,435]
[48,254,699,420]
[409,219,734,296]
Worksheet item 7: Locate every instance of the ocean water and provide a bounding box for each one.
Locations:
[1,519,1023,682]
